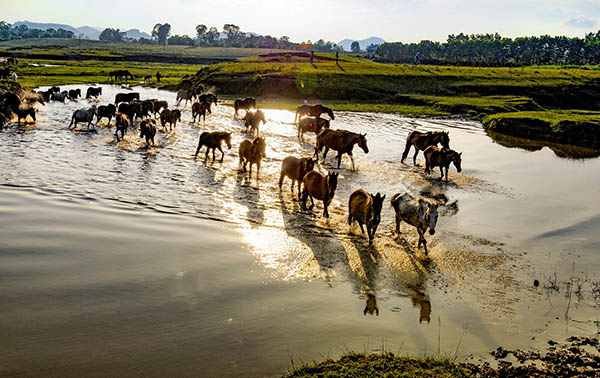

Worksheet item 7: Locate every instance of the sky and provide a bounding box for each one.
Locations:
[3,0,600,43]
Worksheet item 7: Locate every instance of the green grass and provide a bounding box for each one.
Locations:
[0,38,289,62]
[483,110,600,148]
[282,352,473,378]
[2,58,200,88]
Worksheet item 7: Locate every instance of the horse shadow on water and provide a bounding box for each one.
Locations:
[233,172,264,228]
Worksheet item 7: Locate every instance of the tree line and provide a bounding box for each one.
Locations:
[0,21,75,40]
[376,32,600,66]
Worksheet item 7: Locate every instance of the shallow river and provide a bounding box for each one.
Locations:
[1,84,599,378]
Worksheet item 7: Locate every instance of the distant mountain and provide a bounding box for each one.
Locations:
[13,20,102,39]
[125,29,151,40]
[338,37,386,51]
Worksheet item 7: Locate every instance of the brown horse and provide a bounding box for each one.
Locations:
[242,109,266,136]
[198,93,217,106]
[301,171,339,218]
[160,109,181,132]
[139,118,157,146]
[192,101,211,122]
[295,104,334,123]
[279,156,316,200]
[97,104,116,125]
[390,192,438,256]
[234,97,256,116]
[238,136,266,178]
[401,130,450,165]
[152,100,168,118]
[348,190,386,245]
[315,129,369,170]
[424,146,462,181]
[69,105,97,129]
[194,131,232,161]
[114,92,139,106]
[297,116,330,143]
[115,113,130,141]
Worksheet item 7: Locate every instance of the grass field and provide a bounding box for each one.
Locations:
[0,38,288,63]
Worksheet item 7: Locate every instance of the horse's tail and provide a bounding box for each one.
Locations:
[294,110,299,124]
[401,133,413,163]
[390,193,402,210]
[68,114,75,128]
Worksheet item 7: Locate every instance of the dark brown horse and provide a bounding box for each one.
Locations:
[68,89,81,101]
[139,118,157,146]
[192,101,211,122]
[97,104,116,125]
[115,113,130,141]
[114,92,140,106]
[401,130,450,165]
[238,136,266,178]
[152,100,168,118]
[297,116,330,143]
[194,131,232,161]
[234,98,256,116]
[315,129,369,170]
[242,109,266,136]
[301,171,338,218]
[160,109,181,132]
[197,93,217,106]
[424,146,462,181]
[295,104,334,123]
[15,106,36,124]
[279,156,316,200]
[85,87,102,99]
[348,190,386,245]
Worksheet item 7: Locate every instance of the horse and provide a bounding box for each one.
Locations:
[144,75,152,82]
[295,104,335,123]
[424,146,462,182]
[50,91,68,103]
[139,118,157,146]
[15,105,36,124]
[96,104,116,125]
[242,109,266,136]
[301,171,339,218]
[108,70,133,81]
[0,91,22,113]
[401,130,450,165]
[348,190,386,245]
[234,97,256,116]
[152,100,168,118]
[191,101,211,122]
[197,93,217,106]
[390,192,438,256]
[279,156,316,200]
[85,87,102,99]
[176,89,198,107]
[194,131,232,162]
[238,136,266,178]
[297,116,330,143]
[115,113,130,141]
[114,92,140,106]
[68,89,81,101]
[315,129,369,170]
[160,109,181,132]
[69,105,97,129]
[117,102,139,124]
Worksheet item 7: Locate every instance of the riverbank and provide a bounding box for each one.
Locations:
[182,54,600,149]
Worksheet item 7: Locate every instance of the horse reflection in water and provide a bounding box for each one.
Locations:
[364,292,379,316]
[411,291,431,323]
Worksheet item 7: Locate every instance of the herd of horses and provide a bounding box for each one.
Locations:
[0,84,465,257]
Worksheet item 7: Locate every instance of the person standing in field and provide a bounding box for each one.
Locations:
[310,51,314,64]
[156,71,162,83]
[11,72,17,81]
[335,51,339,64]
[413,53,420,65]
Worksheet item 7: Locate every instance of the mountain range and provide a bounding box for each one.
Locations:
[337,37,386,51]
[13,21,151,40]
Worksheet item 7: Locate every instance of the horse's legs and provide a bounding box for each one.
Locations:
[323,147,329,162]
[395,214,401,233]
[218,146,224,162]
[347,211,353,225]
[413,149,419,165]
[358,220,365,234]
[425,160,430,174]
[323,198,329,218]
[212,148,216,162]
[349,152,356,171]
[301,188,308,210]
[308,195,315,210]
[336,152,342,169]
[440,166,444,181]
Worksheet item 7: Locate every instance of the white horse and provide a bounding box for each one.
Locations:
[390,192,438,256]
[69,105,97,129]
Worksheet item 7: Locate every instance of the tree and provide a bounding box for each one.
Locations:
[168,34,195,46]
[223,24,241,47]
[206,27,219,46]
[195,24,207,46]
[152,23,171,45]
[351,41,360,53]
[99,28,126,42]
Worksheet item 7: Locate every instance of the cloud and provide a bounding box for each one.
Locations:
[562,15,597,28]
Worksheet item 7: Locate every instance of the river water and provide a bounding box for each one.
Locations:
[1,84,599,377]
